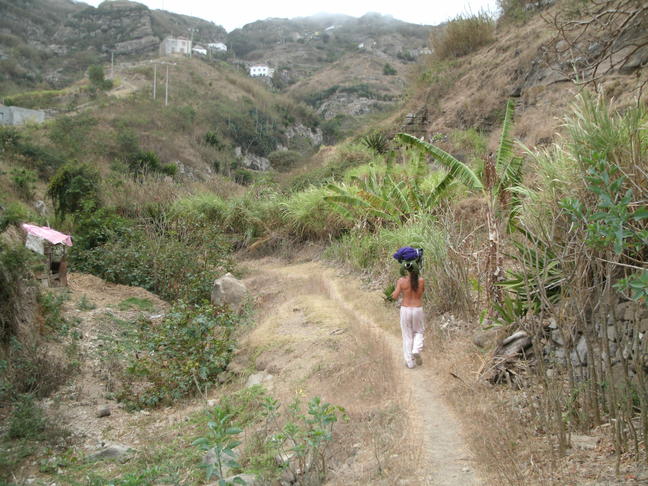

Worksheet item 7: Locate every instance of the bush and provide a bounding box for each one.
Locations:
[87,64,113,90]
[120,302,238,408]
[10,167,37,200]
[268,150,302,172]
[47,162,101,220]
[282,186,350,239]
[71,205,232,303]
[7,394,47,439]
[0,202,33,232]
[430,12,495,59]
[383,63,397,75]
[0,242,36,343]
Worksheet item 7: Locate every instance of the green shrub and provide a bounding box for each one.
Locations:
[47,162,101,220]
[72,206,232,303]
[282,186,350,239]
[0,241,36,343]
[10,167,37,200]
[268,150,302,172]
[48,113,97,158]
[7,394,46,439]
[383,63,397,75]
[87,64,113,90]
[0,202,33,232]
[430,12,495,59]
[120,302,238,408]
[170,193,228,226]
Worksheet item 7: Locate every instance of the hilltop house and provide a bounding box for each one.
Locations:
[208,42,227,52]
[0,105,45,126]
[192,45,207,56]
[249,65,275,77]
[159,36,191,56]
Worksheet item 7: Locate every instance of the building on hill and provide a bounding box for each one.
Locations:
[249,65,275,77]
[192,45,207,56]
[208,42,227,52]
[159,36,192,56]
[0,105,45,126]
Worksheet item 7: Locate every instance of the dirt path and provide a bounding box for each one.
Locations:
[243,258,480,485]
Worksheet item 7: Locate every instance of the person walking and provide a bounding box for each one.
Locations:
[391,260,425,369]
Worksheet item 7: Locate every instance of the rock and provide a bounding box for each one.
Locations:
[203,449,238,478]
[211,273,248,312]
[221,474,260,485]
[95,405,111,418]
[551,329,565,346]
[90,443,133,461]
[570,335,588,367]
[472,329,498,349]
[285,123,323,146]
[246,371,273,388]
[241,153,271,171]
[569,434,598,451]
[606,326,617,342]
[207,399,217,407]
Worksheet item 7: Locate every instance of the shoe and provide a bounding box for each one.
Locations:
[413,353,423,366]
[405,361,416,369]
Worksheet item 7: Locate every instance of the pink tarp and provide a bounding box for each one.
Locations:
[21,224,73,247]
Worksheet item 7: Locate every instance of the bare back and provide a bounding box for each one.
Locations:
[392,275,425,307]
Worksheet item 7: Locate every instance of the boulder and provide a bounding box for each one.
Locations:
[211,273,248,312]
[90,443,133,461]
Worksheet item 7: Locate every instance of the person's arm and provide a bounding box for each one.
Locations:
[391,279,402,301]
[420,278,425,294]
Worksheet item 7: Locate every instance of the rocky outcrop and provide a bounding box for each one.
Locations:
[286,123,323,146]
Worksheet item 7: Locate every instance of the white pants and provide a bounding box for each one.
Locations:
[400,306,425,368]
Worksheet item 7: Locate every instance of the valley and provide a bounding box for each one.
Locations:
[1,0,647,485]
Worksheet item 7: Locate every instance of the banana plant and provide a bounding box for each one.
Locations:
[398,100,527,317]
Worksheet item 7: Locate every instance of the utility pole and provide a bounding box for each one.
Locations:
[153,63,157,100]
[165,64,169,106]
[188,28,198,58]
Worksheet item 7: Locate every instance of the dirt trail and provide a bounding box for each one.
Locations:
[244,258,480,485]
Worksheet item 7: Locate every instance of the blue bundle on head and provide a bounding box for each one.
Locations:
[392,246,423,264]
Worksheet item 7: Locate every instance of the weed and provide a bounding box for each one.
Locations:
[117,297,153,312]
[7,394,47,440]
[193,406,245,483]
[76,294,96,311]
[119,302,238,408]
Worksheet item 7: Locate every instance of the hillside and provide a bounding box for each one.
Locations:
[229,13,431,120]
[0,0,226,94]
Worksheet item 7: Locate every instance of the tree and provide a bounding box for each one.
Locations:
[47,163,101,220]
[544,0,648,96]
[87,64,113,90]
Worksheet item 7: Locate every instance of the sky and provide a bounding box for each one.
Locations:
[84,0,501,32]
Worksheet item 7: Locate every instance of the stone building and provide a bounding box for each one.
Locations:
[159,36,191,56]
[0,105,45,126]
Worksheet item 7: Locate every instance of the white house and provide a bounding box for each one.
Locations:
[159,37,192,56]
[208,42,227,52]
[192,45,207,56]
[249,65,275,77]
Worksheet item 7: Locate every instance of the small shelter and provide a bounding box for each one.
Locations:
[21,224,72,287]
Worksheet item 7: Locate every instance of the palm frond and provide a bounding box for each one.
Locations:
[495,99,516,172]
[396,133,483,190]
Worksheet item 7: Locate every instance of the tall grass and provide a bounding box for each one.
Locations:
[430,12,495,59]
[506,92,648,469]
